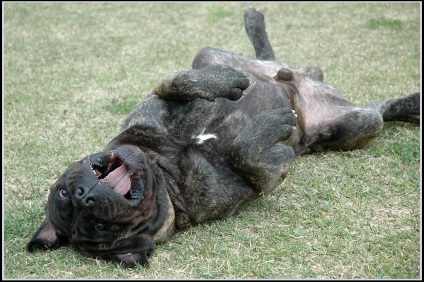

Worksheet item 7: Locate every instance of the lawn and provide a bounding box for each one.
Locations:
[3,2,421,279]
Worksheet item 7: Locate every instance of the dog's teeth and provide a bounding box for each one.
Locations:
[92,169,101,177]
[292,126,297,130]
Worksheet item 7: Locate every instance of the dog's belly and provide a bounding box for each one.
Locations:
[164,73,302,148]
[160,79,302,225]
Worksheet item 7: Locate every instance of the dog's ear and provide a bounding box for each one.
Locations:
[26,217,63,252]
[113,251,152,268]
[107,234,156,268]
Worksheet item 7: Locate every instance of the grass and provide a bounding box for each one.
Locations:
[3,2,421,279]
[368,16,403,30]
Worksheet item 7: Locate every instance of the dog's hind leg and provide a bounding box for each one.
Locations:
[308,91,420,151]
[244,7,275,61]
[315,92,421,151]
[228,108,296,194]
[305,107,385,152]
[366,92,420,124]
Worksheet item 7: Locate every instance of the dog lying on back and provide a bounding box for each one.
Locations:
[27,7,420,267]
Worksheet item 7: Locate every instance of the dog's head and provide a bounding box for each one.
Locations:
[26,145,175,267]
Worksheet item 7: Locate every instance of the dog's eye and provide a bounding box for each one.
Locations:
[58,188,69,198]
[95,223,105,231]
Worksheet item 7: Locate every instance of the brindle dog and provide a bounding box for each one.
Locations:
[27,7,420,267]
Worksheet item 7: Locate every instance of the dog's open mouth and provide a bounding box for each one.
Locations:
[88,152,134,199]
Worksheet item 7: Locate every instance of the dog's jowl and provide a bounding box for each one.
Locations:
[27,7,420,268]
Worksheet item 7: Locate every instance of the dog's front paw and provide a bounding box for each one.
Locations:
[155,66,250,102]
[271,108,298,141]
[187,65,250,101]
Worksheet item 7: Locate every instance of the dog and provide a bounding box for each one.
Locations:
[26,7,420,268]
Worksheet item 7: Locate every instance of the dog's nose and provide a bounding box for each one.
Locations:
[74,187,95,207]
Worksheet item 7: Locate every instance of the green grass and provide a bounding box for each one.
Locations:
[368,16,403,30]
[3,2,421,279]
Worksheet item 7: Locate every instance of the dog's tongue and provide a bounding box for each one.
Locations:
[99,163,131,196]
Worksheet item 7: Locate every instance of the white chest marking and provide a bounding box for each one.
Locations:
[193,128,218,144]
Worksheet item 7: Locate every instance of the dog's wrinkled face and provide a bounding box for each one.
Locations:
[27,145,160,267]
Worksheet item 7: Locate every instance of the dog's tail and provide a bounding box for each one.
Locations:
[366,92,420,124]
[244,7,275,61]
